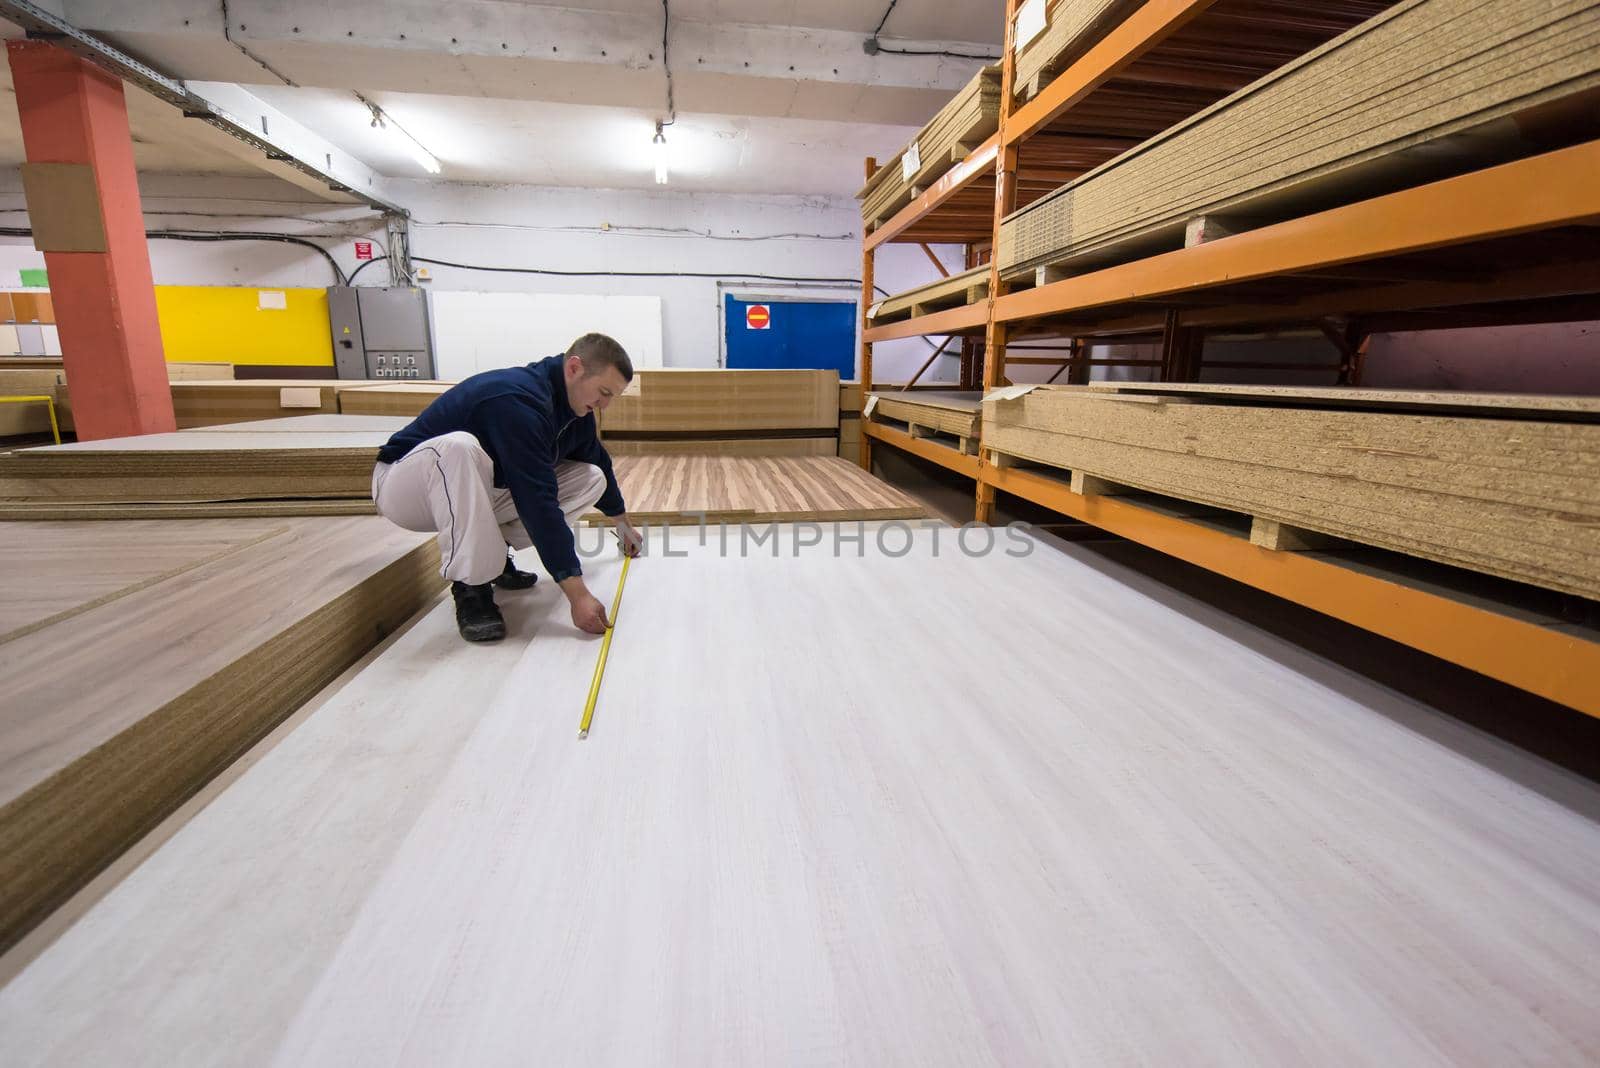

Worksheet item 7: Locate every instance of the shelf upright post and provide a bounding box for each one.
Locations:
[975,0,1022,523]
[858,156,877,470]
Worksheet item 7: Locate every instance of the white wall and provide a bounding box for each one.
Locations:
[0,168,955,381]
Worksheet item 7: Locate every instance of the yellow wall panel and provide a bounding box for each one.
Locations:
[154,286,332,366]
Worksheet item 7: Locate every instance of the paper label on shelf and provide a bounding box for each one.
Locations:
[867,301,884,320]
[257,290,288,310]
[1015,0,1047,50]
[901,142,922,182]
[279,387,323,408]
[983,384,1038,404]
[863,395,879,419]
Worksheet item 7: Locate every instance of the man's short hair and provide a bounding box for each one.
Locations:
[568,333,633,383]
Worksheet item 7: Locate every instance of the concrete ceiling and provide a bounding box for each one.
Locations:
[0,0,1004,198]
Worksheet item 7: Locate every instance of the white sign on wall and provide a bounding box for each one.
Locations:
[428,291,665,381]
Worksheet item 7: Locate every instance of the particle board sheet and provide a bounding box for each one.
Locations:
[600,437,835,458]
[162,363,234,381]
[998,0,1600,276]
[867,266,990,324]
[857,67,1002,226]
[0,499,378,521]
[1012,0,1140,102]
[0,418,398,503]
[594,455,925,524]
[4,527,1600,1063]
[1083,380,1600,420]
[982,385,1600,598]
[599,369,839,434]
[0,516,440,953]
[839,380,863,414]
[168,380,343,428]
[337,382,452,417]
[869,390,984,440]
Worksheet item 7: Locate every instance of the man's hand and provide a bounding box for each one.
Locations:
[614,515,644,558]
[560,576,610,634]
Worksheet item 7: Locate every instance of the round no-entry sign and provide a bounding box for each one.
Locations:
[745,304,771,330]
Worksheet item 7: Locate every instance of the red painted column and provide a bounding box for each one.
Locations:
[7,40,174,439]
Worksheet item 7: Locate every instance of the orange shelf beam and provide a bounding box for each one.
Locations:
[864,302,988,342]
[1005,0,1220,147]
[994,139,1600,324]
[865,420,982,479]
[982,465,1600,717]
[865,136,1000,251]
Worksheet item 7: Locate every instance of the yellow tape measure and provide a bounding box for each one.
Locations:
[578,554,632,740]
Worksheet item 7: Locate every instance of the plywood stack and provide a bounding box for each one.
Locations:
[871,391,984,455]
[982,383,1600,599]
[0,516,439,953]
[0,415,404,517]
[867,266,990,325]
[839,381,863,459]
[599,369,840,456]
[858,67,1002,228]
[1011,0,1139,102]
[590,455,925,525]
[998,0,1600,277]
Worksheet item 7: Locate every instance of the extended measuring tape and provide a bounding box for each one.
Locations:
[577,554,632,740]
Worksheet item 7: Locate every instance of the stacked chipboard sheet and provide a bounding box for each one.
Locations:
[590,455,926,525]
[338,382,451,416]
[867,266,990,325]
[0,516,440,952]
[981,383,1600,598]
[600,369,840,457]
[871,390,984,453]
[1012,0,1139,102]
[0,415,403,514]
[858,67,1002,227]
[840,380,863,459]
[998,0,1600,277]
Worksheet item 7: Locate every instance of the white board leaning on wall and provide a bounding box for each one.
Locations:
[428,291,664,381]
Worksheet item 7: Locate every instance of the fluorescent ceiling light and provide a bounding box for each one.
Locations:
[653,122,668,185]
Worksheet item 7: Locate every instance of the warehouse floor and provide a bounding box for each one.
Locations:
[4,525,1599,1064]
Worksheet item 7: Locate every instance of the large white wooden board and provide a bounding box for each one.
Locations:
[3,526,1598,1065]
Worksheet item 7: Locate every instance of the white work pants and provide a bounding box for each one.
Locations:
[371,431,606,585]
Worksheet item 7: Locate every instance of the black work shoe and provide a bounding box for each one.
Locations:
[493,554,539,590]
[452,581,506,642]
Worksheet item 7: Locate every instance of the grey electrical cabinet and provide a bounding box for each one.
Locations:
[327,286,437,380]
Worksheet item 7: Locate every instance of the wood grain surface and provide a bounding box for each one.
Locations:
[597,455,926,524]
[0,517,440,952]
[2,526,1597,1064]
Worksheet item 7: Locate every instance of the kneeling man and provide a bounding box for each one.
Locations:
[372,332,643,642]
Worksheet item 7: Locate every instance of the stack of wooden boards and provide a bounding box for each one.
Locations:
[982,383,1600,599]
[998,0,1600,277]
[1011,0,1139,103]
[868,266,990,325]
[0,516,439,953]
[52,375,453,432]
[0,415,407,520]
[591,455,925,526]
[839,380,862,459]
[3,361,234,439]
[338,382,450,416]
[869,391,984,455]
[599,369,840,456]
[857,66,1001,229]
